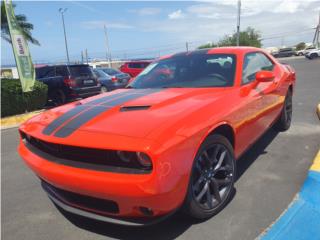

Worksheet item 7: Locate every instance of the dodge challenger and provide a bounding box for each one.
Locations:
[18,47,296,226]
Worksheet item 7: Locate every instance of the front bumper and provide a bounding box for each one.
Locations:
[18,138,187,221]
[42,180,173,226]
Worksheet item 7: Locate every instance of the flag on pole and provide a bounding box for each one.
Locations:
[4,0,35,92]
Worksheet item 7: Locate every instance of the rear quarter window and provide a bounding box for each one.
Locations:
[36,67,55,78]
[69,66,94,78]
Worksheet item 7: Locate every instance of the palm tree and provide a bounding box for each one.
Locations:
[1,1,40,45]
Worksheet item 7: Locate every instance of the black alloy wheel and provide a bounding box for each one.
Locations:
[183,134,236,219]
[274,89,293,131]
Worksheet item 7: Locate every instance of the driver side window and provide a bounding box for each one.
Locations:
[242,52,274,85]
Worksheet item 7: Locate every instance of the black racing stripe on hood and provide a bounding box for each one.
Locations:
[53,88,162,138]
[42,105,89,135]
[54,106,110,138]
[42,91,132,136]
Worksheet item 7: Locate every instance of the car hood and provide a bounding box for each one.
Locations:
[21,88,227,141]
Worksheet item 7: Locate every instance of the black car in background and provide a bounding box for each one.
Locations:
[36,64,101,105]
[272,48,296,58]
[93,68,130,92]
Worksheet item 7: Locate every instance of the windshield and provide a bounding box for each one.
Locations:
[129,54,236,89]
[102,68,120,75]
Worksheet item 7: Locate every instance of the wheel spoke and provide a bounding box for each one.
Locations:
[212,145,221,163]
[202,150,212,167]
[214,150,226,171]
[196,182,209,202]
[210,180,222,203]
[194,175,205,191]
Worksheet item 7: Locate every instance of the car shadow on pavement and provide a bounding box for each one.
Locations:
[236,128,279,181]
[56,128,278,240]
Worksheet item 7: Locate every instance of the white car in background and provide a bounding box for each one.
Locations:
[296,46,316,56]
[305,49,320,59]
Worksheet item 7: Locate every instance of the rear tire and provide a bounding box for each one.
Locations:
[101,86,108,93]
[309,53,317,59]
[182,134,236,219]
[274,89,292,131]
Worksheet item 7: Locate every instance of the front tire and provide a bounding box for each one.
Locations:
[274,89,292,131]
[183,134,236,219]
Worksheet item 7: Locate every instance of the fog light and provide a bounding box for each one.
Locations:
[136,152,152,168]
[139,207,154,216]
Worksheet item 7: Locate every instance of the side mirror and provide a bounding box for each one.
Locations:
[256,70,275,82]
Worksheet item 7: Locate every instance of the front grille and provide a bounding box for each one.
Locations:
[42,180,119,214]
[20,131,151,174]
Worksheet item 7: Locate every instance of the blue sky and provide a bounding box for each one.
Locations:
[2,0,320,65]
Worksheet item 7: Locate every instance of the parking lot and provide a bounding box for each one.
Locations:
[1,57,320,240]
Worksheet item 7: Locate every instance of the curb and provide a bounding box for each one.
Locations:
[258,104,320,239]
[1,110,43,130]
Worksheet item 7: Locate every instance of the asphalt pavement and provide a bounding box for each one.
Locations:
[2,57,320,240]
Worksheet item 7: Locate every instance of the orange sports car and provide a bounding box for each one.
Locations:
[18,47,296,226]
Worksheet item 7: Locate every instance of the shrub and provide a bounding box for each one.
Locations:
[1,78,48,117]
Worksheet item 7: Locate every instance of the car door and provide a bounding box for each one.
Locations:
[253,53,283,129]
[234,52,266,155]
[237,52,282,153]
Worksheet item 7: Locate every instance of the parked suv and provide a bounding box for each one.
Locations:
[36,64,101,105]
[305,49,320,59]
[120,60,152,77]
[272,48,295,58]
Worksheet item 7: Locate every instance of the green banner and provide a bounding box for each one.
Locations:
[4,0,35,92]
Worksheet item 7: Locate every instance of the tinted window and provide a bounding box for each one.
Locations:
[128,62,150,69]
[94,69,109,78]
[242,52,274,84]
[102,68,120,75]
[129,54,236,89]
[36,67,55,78]
[69,65,94,78]
[56,66,69,77]
[128,63,143,68]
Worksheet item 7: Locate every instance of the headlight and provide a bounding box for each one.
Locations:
[136,152,152,168]
[117,151,152,169]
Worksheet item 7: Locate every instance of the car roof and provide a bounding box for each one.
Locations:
[159,47,264,60]
[36,64,90,69]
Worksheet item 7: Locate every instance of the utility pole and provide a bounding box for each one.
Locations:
[186,42,189,52]
[236,0,241,46]
[313,11,320,48]
[85,49,88,64]
[104,24,111,67]
[59,8,70,64]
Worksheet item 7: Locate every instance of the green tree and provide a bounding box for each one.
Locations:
[295,42,306,51]
[1,1,40,45]
[218,27,261,47]
[198,42,217,49]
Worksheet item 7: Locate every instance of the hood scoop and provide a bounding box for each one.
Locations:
[120,105,151,112]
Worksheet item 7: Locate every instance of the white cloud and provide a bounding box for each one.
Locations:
[168,9,185,19]
[82,21,134,30]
